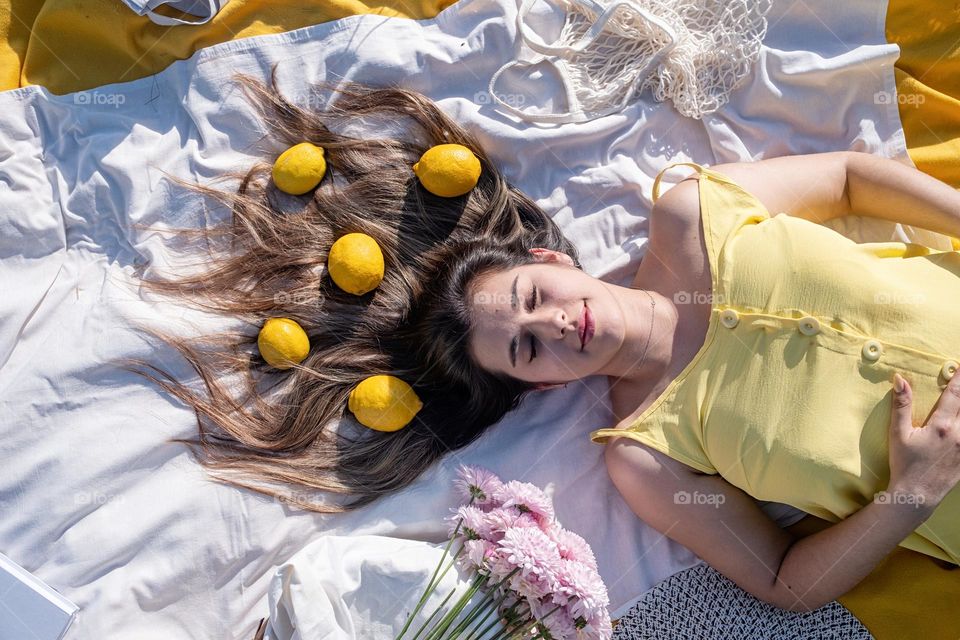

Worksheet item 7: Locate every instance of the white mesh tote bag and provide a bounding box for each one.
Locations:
[119,0,227,25]
[490,0,772,123]
[612,563,875,640]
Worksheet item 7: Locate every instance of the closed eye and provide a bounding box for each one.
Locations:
[528,284,538,362]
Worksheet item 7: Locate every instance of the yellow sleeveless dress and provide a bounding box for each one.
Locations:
[590,161,960,564]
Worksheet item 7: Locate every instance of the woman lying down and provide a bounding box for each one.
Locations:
[134,71,960,615]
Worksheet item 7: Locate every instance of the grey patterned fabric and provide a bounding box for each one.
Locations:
[612,563,874,640]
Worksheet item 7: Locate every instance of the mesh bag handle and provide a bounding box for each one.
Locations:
[515,0,678,56]
[489,0,677,123]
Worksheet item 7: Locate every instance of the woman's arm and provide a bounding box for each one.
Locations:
[707,151,960,237]
[605,437,934,613]
[770,485,933,611]
[844,151,960,237]
[606,371,960,612]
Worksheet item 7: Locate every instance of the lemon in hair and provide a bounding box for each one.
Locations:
[413,144,481,197]
[348,375,423,432]
[258,318,310,369]
[272,142,327,195]
[327,233,385,295]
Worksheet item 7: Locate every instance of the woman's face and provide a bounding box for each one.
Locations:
[467,249,628,384]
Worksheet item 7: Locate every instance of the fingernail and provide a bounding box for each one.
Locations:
[894,373,905,393]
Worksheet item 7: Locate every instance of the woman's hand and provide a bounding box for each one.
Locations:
[887,371,960,506]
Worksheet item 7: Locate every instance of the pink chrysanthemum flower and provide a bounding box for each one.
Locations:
[454,465,504,507]
[579,608,613,640]
[460,538,497,572]
[498,527,562,600]
[548,527,598,571]
[446,504,493,541]
[484,506,541,542]
[492,480,555,526]
[553,558,610,623]
[484,545,518,585]
[529,596,578,639]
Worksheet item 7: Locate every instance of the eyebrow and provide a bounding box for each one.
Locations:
[509,274,519,368]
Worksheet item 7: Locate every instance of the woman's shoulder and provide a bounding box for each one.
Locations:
[601,426,713,477]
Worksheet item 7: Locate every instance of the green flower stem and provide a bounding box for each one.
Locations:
[503,619,538,640]
[449,567,522,639]
[467,567,520,640]
[395,519,467,640]
[397,495,478,640]
[528,606,565,640]
[443,577,497,638]
[499,610,539,640]
[488,602,533,640]
[409,581,461,640]
[422,572,487,640]
[463,582,522,640]
[398,538,463,640]
[531,603,565,639]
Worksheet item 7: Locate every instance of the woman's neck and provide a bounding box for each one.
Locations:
[597,284,680,383]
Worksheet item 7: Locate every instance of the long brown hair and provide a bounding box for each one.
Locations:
[123,68,581,513]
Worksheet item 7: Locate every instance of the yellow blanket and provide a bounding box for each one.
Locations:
[819,4,960,638]
[1,1,958,638]
[0,0,452,94]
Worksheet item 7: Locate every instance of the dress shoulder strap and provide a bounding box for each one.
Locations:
[652,161,711,203]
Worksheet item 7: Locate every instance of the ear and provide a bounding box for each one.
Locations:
[528,247,575,267]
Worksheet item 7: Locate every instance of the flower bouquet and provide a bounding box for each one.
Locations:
[395,465,612,640]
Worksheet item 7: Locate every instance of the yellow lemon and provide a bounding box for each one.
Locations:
[272,142,327,195]
[412,144,481,197]
[348,375,423,432]
[258,317,310,369]
[327,233,384,295]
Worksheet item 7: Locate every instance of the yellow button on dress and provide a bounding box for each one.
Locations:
[591,161,960,565]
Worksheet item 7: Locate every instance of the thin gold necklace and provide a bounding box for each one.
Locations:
[636,289,656,371]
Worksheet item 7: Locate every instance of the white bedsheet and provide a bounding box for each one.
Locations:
[0,0,947,637]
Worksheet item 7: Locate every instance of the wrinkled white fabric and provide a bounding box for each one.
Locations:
[118,0,227,25]
[260,536,495,640]
[0,0,939,637]
[491,0,772,122]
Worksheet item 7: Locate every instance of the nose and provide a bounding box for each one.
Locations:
[528,306,573,342]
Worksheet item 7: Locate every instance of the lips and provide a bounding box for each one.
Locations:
[579,302,595,351]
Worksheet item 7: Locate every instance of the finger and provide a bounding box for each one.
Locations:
[932,365,960,420]
[890,373,914,437]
